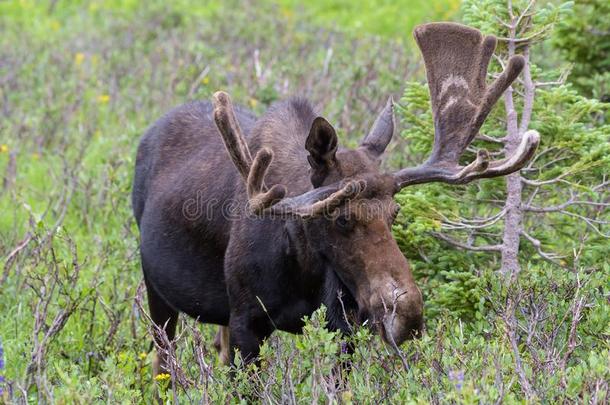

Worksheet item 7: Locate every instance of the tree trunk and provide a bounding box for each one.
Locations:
[500,41,534,277]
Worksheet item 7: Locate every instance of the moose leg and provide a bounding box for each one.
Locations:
[144,277,178,378]
[228,314,272,366]
[213,326,231,365]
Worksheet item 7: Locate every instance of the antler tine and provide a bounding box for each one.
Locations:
[473,55,525,132]
[213,91,286,214]
[393,23,539,189]
[268,179,366,219]
[212,91,253,182]
[247,148,287,214]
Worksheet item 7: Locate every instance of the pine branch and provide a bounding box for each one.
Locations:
[431,232,502,252]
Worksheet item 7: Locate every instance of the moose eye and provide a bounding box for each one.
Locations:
[334,215,353,232]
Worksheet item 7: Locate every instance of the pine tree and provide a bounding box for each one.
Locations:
[553,0,610,100]
[393,0,609,317]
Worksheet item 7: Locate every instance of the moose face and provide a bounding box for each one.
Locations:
[298,113,424,344]
[300,172,424,344]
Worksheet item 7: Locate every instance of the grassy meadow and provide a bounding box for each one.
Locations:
[0,0,608,403]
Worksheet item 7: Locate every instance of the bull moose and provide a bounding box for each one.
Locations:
[132,22,539,375]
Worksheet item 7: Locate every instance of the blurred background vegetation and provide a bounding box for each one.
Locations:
[0,0,608,403]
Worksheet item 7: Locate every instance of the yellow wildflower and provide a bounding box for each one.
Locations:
[341,390,353,403]
[50,20,60,31]
[280,6,294,20]
[202,76,210,85]
[249,98,258,108]
[0,144,8,153]
[74,52,85,66]
[138,352,147,360]
[97,94,110,104]
[154,373,170,381]
[32,153,40,160]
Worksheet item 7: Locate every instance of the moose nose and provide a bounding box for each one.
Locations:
[382,311,424,345]
[374,289,424,346]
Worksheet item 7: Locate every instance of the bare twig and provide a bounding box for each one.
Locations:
[439,208,507,231]
[520,230,566,266]
[502,293,537,401]
[187,65,210,99]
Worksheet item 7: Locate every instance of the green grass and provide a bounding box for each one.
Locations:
[276,0,461,40]
[1,0,608,403]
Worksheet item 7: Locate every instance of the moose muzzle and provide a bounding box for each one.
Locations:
[369,279,424,345]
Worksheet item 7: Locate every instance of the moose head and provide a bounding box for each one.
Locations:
[211,23,539,346]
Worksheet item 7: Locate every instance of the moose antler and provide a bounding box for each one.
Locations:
[212,91,364,217]
[266,179,366,218]
[213,91,287,214]
[393,23,540,188]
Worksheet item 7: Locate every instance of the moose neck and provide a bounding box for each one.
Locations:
[283,219,358,333]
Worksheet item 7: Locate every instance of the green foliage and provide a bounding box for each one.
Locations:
[461,0,573,42]
[553,0,610,98]
[276,0,460,41]
[0,0,608,403]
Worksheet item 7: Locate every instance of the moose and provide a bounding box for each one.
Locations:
[132,22,539,375]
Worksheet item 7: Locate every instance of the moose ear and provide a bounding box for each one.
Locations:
[306,116,338,167]
[360,97,395,157]
[306,117,338,187]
